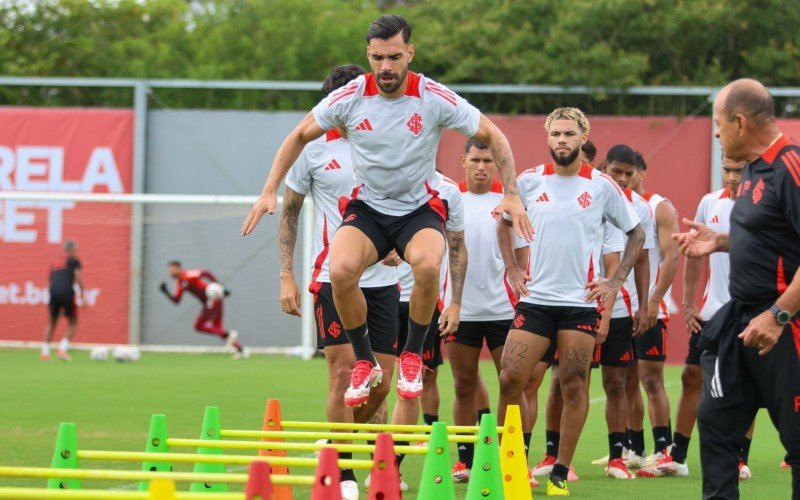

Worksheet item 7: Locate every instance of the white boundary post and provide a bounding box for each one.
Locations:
[300,202,316,359]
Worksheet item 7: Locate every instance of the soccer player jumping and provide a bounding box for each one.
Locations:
[243,15,531,406]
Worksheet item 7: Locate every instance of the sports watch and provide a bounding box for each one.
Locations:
[769,304,792,326]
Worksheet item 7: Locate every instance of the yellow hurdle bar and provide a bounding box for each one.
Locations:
[220,429,478,443]
[0,466,315,486]
[77,450,374,469]
[278,421,504,434]
[166,438,427,455]
[0,488,243,499]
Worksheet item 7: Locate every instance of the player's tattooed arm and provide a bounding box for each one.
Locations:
[277,187,305,316]
[446,230,467,306]
[586,224,645,308]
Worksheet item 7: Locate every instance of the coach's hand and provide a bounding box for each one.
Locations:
[672,219,718,258]
[683,302,702,334]
[506,266,530,298]
[633,306,649,336]
[739,309,785,355]
[495,194,534,242]
[241,190,278,236]
[279,273,302,316]
[585,277,621,310]
[439,303,461,336]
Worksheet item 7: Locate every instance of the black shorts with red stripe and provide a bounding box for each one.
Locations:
[313,282,399,355]
[339,199,447,261]
[600,317,634,367]
[397,301,443,369]
[633,319,668,361]
[48,293,76,320]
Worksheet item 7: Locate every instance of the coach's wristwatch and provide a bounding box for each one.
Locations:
[769,304,792,326]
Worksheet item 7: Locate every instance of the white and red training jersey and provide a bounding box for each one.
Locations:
[398,174,465,305]
[643,192,676,320]
[460,189,518,321]
[285,130,397,291]
[693,187,734,320]
[312,72,481,216]
[510,163,639,308]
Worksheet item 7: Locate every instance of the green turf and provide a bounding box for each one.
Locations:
[0,349,791,498]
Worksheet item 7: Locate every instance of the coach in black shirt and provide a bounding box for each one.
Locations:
[674,78,800,499]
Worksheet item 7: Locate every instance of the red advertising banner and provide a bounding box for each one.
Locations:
[0,108,133,344]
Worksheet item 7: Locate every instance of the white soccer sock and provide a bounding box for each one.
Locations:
[59,338,70,352]
[41,343,51,355]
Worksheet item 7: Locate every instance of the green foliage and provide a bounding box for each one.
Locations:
[1,0,799,111]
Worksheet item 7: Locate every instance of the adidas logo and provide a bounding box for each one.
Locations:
[657,437,667,442]
[646,346,660,356]
[458,445,466,451]
[613,442,624,448]
[546,441,554,446]
[709,214,720,224]
[324,159,342,171]
[535,192,550,203]
[355,118,373,131]
[619,351,632,362]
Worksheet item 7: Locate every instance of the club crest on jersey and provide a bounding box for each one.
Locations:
[577,191,592,209]
[407,112,424,136]
[752,178,765,204]
[513,314,525,329]
[328,320,342,338]
[739,180,751,196]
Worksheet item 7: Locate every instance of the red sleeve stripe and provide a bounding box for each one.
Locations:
[599,172,625,195]
[782,150,800,186]
[425,84,457,106]
[425,81,457,100]
[328,89,357,107]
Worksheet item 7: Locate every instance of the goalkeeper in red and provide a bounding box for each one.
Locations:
[160,260,248,358]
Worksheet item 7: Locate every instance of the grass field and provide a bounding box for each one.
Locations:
[0,348,792,498]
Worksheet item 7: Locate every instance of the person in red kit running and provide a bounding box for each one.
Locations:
[160,260,249,358]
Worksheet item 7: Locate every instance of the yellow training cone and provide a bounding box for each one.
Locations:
[148,478,177,499]
[500,405,532,499]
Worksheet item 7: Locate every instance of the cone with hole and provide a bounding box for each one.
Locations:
[311,447,342,500]
[245,460,274,499]
[139,414,172,491]
[189,406,228,492]
[48,422,81,489]
[148,479,177,499]
[466,413,504,499]
[418,421,456,499]
[499,405,531,499]
[367,432,401,500]
[260,399,292,499]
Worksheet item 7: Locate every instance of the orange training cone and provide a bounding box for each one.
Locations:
[260,399,292,500]
[311,447,342,500]
[367,433,401,500]
[245,461,274,499]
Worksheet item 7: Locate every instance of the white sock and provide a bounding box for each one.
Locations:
[59,338,69,352]
[42,343,51,356]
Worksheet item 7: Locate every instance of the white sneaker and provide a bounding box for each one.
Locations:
[637,454,688,478]
[738,461,751,481]
[344,360,382,407]
[606,458,635,479]
[313,439,330,459]
[625,451,648,470]
[232,346,250,359]
[225,330,238,351]
[396,352,424,400]
[340,479,359,500]
[364,473,409,492]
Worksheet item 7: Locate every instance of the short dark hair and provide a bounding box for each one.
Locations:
[581,140,597,163]
[605,144,639,166]
[168,260,181,267]
[366,15,412,44]
[322,65,367,97]
[634,151,647,170]
[464,138,489,153]
[724,84,775,124]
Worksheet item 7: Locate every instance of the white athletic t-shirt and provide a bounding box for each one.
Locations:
[509,163,639,307]
[285,130,397,290]
[644,192,675,320]
[460,190,518,321]
[694,188,734,320]
[312,72,481,216]
[398,174,465,305]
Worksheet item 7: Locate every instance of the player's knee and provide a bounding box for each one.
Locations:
[410,257,441,287]
[560,373,587,405]
[680,367,702,393]
[602,373,626,399]
[641,372,665,394]
[331,365,351,395]
[454,376,478,400]
[499,370,525,397]
[328,258,362,288]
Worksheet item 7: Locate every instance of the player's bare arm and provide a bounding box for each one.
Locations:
[598,251,621,345]
[497,217,529,298]
[632,248,650,336]
[587,224,646,308]
[473,114,534,241]
[73,268,87,309]
[242,112,326,236]
[277,187,306,316]
[672,218,729,256]
[682,254,704,334]
[439,229,467,335]
[647,200,680,326]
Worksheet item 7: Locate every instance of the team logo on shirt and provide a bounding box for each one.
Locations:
[739,180,751,196]
[407,112,424,136]
[324,159,342,171]
[355,118,374,131]
[752,178,765,204]
[709,214,720,224]
[577,191,592,209]
[513,314,525,329]
[328,321,342,338]
[535,192,550,203]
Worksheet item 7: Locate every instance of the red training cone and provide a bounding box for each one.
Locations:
[311,447,342,500]
[245,461,274,500]
[367,433,401,500]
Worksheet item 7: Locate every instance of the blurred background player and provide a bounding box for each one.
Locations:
[41,239,85,361]
[159,261,247,358]
[644,154,754,479]
[625,151,680,471]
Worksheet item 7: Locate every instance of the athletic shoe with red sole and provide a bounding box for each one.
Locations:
[531,454,556,476]
[396,352,424,400]
[780,461,790,469]
[452,461,470,483]
[606,458,635,479]
[343,360,382,407]
[528,468,539,487]
[738,461,751,481]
